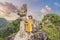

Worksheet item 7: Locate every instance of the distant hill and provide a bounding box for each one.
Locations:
[0,18,20,38]
[40,14,60,40]
[0,18,9,28]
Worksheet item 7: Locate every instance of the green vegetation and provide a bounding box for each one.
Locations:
[42,14,60,26]
[0,38,4,40]
[40,14,60,40]
[0,14,60,40]
[0,18,20,38]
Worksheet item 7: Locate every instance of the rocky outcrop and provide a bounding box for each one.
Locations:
[5,26,48,40]
[57,26,60,30]
[30,26,48,40]
[5,33,16,40]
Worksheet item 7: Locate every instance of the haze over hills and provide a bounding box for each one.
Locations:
[0,18,9,28]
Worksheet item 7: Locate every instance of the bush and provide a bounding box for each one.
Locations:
[0,38,4,40]
[42,24,60,40]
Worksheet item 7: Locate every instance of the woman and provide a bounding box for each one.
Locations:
[26,15,33,37]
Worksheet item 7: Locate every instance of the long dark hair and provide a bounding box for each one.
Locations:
[28,15,33,19]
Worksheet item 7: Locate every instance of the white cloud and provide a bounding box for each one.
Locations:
[40,5,51,14]
[0,12,19,21]
[45,5,51,11]
[3,12,19,21]
[54,2,60,7]
[0,0,27,21]
[0,3,18,21]
[5,0,27,7]
[40,8,48,14]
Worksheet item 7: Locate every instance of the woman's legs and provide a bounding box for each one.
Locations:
[27,32,31,39]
